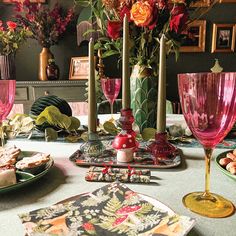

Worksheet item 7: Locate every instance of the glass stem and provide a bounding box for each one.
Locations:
[110,102,114,119]
[204,148,213,197]
[0,123,4,147]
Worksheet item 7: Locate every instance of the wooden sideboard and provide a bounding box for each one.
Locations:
[15,80,87,114]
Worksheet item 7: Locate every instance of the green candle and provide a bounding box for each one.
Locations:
[88,38,96,133]
[156,34,166,133]
[122,14,130,109]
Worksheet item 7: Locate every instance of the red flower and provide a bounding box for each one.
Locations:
[7,21,17,30]
[82,222,95,231]
[120,5,131,22]
[170,5,188,33]
[0,20,4,31]
[107,21,122,40]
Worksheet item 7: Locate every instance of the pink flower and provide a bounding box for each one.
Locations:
[7,21,17,30]
[170,5,188,33]
[120,5,132,22]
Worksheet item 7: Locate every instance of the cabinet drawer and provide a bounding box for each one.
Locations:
[33,86,86,101]
[15,87,28,101]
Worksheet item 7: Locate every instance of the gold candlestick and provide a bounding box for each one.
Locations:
[88,38,96,133]
[156,34,166,133]
[122,14,130,109]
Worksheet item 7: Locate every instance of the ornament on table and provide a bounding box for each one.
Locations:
[113,131,138,163]
[210,59,223,73]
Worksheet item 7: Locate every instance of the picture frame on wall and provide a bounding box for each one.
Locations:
[219,0,236,3]
[180,20,206,53]
[211,24,235,53]
[69,57,90,80]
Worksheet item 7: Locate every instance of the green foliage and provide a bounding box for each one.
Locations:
[0,21,32,55]
[141,128,156,141]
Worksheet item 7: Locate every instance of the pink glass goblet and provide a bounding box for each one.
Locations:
[0,80,16,146]
[178,72,236,218]
[101,77,121,121]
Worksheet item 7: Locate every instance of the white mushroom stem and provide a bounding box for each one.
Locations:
[117,148,134,163]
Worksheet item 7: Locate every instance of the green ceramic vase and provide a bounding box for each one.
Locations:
[130,65,157,132]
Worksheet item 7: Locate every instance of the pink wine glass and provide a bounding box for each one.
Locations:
[0,80,16,146]
[178,72,236,218]
[101,77,121,120]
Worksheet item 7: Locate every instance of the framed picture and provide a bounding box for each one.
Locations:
[191,0,211,7]
[180,20,206,53]
[219,0,236,3]
[69,57,90,80]
[211,24,235,53]
[2,0,45,3]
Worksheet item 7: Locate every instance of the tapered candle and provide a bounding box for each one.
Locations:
[122,14,130,109]
[156,34,166,133]
[88,38,96,133]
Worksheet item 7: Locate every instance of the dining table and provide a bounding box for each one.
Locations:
[0,114,236,236]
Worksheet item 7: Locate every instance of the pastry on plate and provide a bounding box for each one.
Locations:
[16,153,50,174]
[0,165,17,188]
[0,146,21,167]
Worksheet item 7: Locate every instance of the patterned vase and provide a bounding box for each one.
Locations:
[39,47,53,81]
[130,65,157,132]
[0,54,16,80]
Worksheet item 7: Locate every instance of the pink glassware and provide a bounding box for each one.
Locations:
[101,77,121,120]
[178,72,236,218]
[0,80,16,146]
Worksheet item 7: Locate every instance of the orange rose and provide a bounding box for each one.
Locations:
[130,1,154,27]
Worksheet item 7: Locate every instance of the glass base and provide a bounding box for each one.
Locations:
[183,192,235,218]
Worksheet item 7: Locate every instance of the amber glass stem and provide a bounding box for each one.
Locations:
[0,123,4,147]
[204,148,213,197]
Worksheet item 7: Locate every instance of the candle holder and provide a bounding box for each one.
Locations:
[147,132,177,164]
[80,132,105,157]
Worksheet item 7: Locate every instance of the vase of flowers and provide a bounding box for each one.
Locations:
[0,20,31,80]
[14,0,73,81]
[75,0,212,130]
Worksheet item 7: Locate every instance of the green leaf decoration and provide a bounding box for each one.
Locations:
[103,121,119,135]
[36,106,71,130]
[19,117,35,133]
[45,128,58,142]
[67,117,81,131]
[81,132,88,142]
[65,134,81,143]
[142,128,156,141]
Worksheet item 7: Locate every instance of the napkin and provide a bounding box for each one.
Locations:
[19,182,195,236]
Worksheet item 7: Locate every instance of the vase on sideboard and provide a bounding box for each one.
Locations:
[0,54,16,80]
[39,47,53,81]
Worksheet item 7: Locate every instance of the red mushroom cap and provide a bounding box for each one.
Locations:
[116,205,142,215]
[112,132,137,150]
[112,215,128,226]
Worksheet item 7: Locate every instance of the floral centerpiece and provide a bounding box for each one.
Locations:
[14,0,74,80]
[0,20,32,80]
[76,0,213,131]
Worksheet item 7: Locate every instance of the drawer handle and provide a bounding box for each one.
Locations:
[44,91,50,96]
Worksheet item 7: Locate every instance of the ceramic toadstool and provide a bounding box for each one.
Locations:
[112,132,138,162]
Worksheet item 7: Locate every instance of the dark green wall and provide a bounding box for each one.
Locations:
[1,2,236,101]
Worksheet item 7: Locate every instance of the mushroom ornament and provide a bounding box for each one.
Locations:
[112,132,138,163]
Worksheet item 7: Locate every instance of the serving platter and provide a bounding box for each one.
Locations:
[215,150,236,181]
[0,151,53,194]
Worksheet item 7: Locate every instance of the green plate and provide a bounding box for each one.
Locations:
[215,150,236,181]
[0,151,54,194]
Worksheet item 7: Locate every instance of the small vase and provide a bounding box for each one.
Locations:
[46,59,60,80]
[0,54,16,80]
[39,47,53,81]
[130,65,157,132]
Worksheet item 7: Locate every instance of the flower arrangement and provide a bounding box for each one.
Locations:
[0,20,32,56]
[75,0,213,74]
[14,0,74,48]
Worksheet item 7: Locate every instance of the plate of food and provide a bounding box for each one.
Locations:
[215,149,236,181]
[0,146,53,193]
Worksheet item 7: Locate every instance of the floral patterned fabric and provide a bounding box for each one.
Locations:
[19,182,195,236]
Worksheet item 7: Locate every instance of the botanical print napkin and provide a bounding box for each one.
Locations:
[19,182,195,236]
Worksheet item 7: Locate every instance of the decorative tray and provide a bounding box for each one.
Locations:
[69,141,181,169]
[0,151,53,194]
[215,150,236,181]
